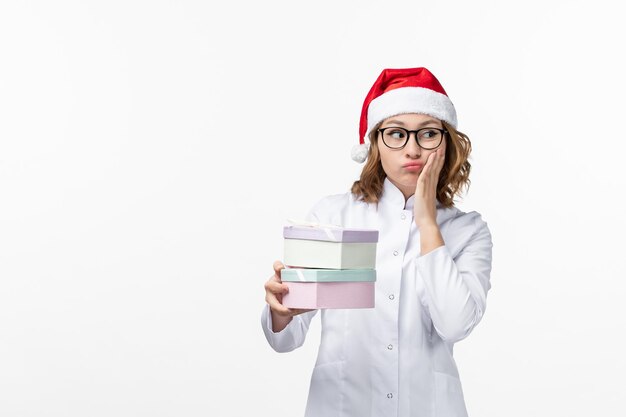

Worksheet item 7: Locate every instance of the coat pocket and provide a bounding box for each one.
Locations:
[433,371,468,417]
[304,361,344,417]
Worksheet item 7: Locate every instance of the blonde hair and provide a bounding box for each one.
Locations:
[351,120,472,208]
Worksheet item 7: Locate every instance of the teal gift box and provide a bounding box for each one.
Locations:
[281,268,376,282]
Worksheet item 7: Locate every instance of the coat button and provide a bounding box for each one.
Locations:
[393,250,398,256]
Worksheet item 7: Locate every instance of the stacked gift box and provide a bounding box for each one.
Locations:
[281,223,379,309]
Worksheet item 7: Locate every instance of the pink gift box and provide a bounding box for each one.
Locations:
[282,281,375,309]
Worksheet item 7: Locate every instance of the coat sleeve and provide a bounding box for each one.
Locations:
[261,306,318,352]
[414,213,493,343]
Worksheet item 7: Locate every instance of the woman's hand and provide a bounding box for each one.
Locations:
[414,148,446,254]
[413,148,445,228]
[264,260,313,332]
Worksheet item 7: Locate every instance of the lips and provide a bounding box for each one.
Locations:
[403,162,423,170]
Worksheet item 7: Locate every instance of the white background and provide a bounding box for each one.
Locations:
[1,1,625,416]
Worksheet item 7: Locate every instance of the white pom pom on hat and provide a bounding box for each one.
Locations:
[350,142,370,163]
[352,67,458,163]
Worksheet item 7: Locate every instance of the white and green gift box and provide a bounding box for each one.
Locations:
[283,224,378,269]
[281,224,378,309]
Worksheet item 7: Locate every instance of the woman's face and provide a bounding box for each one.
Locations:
[377,113,446,199]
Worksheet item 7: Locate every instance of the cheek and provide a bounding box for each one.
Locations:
[432,142,447,160]
[377,141,390,166]
[424,150,438,162]
[378,149,396,173]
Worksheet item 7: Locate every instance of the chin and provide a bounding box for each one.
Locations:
[400,174,418,184]
[396,178,417,189]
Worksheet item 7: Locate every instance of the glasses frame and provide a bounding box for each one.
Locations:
[377,127,447,150]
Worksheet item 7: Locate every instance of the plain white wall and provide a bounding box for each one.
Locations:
[1,1,625,416]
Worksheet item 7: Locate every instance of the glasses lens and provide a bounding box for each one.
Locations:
[417,129,443,149]
[382,128,408,148]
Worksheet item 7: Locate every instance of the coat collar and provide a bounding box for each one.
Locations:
[381,178,407,209]
[379,180,459,225]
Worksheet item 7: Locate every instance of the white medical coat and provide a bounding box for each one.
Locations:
[262,179,493,417]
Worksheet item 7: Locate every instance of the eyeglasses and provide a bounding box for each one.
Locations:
[378,127,447,150]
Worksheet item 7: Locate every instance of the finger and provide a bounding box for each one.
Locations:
[429,151,443,184]
[429,149,442,168]
[265,279,289,295]
[431,150,443,176]
[418,151,437,183]
[266,293,291,315]
[436,148,445,170]
[273,260,284,271]
[290,308,315,316]
[426,149,439,176]
[265,282,290,313]
[426,152,435,173]
[273,260,285,278]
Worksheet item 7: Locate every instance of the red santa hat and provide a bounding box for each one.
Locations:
[351,67,458,163]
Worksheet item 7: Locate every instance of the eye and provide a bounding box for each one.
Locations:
[387,129,406,139]
[421,129,439,139]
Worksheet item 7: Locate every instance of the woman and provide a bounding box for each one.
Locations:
[262,67,493,417]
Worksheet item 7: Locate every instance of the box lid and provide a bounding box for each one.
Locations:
[283,222,378,243]
[281,268,376,282]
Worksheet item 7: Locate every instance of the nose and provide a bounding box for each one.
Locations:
[404,132,421,157]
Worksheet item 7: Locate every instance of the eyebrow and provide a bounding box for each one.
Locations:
[381,118,442,128]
